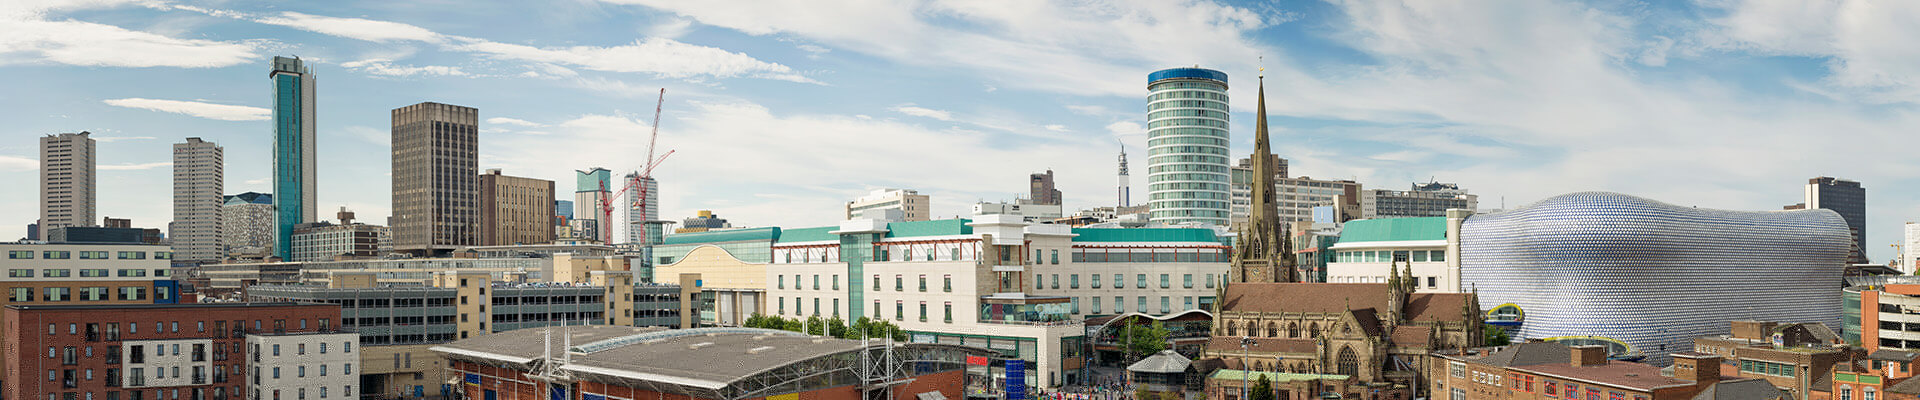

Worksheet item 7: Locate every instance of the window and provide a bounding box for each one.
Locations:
[1159,274,1170,288]
[1050,250,1059,264]
[812,275,819,290]
[895,301,904,321]
[918,302,927,322]
[944,302,953,323]
[1035,249,1042,264]
[8,269,30,277]
[1430,250,1446,262]
[919,275,927,292]
[9,250,33,259]
[117,251,146,260]
[1091,297,1102,314]
[43,287,70,301]
[1137,297,1148,314]
[943,275,952,292]
[1449,362,1465,378]
[1428,276,1437,288]
[118,287,146,301]
[1050,274,1059,289]
[873,275,881,291]
[1091,274,1101,288]
[10,287,32,302]
[895,275,903,291]
[1114,296,1124,313]
[777,275,784,289]
[1113,274,1123,288]
[832,275,840,290]
[117,269,146,277]
[1036,275,1043,290]
[44,251,70,259]
[43,269,71,278]
[1183,274,1193,288]
[1206,274,1216,288]
[79,251,108,259]
[1071,297,1081,314]
[1136,274,1147,288]
[1070,274,1080,289]
[1160,296,1170,313]
[778,298,787,314]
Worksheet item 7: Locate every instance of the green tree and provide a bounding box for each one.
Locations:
[827,316,849,339]
[1483,325,1512,347]
[1119,320,1170,362]
[1249,375,1274,400]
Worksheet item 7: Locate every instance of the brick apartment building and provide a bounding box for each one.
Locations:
[1431,341,1790,400]
[1691,321,1857,400]
[2,302,341,400]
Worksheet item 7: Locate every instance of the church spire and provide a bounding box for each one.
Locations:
[1229,72,1298,283]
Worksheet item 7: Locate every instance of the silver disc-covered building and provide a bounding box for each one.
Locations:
[1462,191,1849,365]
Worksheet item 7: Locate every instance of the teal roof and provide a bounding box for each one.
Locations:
[660,227,779,245]
[1206,370,1349,383]
[773,226,838,244]
[885,219,972,238]
[1338,217,1446,243]
[1071,228,1221,244]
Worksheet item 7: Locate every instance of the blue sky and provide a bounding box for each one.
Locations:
[3,0,1918,261]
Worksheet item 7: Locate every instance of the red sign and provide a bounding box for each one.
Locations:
[966,356,990,366]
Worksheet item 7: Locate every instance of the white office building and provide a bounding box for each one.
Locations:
[247,332,358,400]
[173,138,225,262]
[41,131,96,239]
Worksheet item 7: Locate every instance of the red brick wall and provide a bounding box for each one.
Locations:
[4,303,340,400]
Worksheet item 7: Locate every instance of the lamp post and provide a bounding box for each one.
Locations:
[1240,336,1255,400]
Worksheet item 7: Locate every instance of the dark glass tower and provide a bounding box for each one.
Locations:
[1807,177,1867,263]
[269,56,316,260]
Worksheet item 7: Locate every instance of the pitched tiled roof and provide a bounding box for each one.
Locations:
[1887,374,1920,394]
[1691,379,1789,400]
[1406,293,1473,322]
[1472,341,1571,367]
[1391,326,1433,348]
[1205,337,1319,355]
[1349,308,1383,337]
[1221,283,1389,314]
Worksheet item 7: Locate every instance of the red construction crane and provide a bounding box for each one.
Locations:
[596,88,673,245]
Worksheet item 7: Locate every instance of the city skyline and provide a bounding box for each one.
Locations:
[3,0,1918,260]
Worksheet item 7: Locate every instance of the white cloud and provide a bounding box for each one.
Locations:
[243,178,267,185]
[1044,124,1068,132]
[606,0,1276,96]
[452,37,818,83]
[253,12,446,43]
[0,7,258,68]
[486,117,546,128]
[92,136,154,142]
[648,18,697,39]
[340,59,469,77]
[1104,121,1144,138]
[1701,0,1920,103]
[0,155,37,171]
[890,105,952,121]
[796,43,829,60]
[102,98,270,121]
[99,161,170,170]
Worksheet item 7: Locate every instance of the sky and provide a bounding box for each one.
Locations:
[2,0,1917,261]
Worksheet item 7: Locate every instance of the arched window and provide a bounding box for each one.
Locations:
[1337,346,1359,376]
[1288,322,1300,338]
[1226,321,1237,336]
[1267,322,1278,337]
[1309,322,1320,338]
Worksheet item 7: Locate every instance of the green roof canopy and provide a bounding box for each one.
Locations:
[1337,217,1446,243]
[660,227,779,245]
[1071,228,1221,244]
[772,226,838,244]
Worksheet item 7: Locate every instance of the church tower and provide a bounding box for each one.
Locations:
[1230,75,1297,283]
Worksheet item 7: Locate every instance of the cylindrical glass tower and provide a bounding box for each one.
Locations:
[1146,67,1231,226]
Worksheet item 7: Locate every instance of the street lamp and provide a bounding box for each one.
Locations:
[1240,336,1255,400]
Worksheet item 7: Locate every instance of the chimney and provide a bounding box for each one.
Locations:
[1671,352,1722,388]
[1571,345,1609,367]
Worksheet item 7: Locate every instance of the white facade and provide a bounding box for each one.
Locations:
[763,215,1229,387]
[972,200,1064,222]
[1905,222,1920,274]
[845,188,930,221]
[41,131,96,239]
[1,242,174,283]
[173,138,225,262]
[1325,241,1454,291]
[122,338,213,388]
[247,332,358,400]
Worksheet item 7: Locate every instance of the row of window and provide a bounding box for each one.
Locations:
[1333,249,1446,263]
[1035,273,1221,290]
[8,250,173,260]
[12,286,169,302]
[1739,360,1796,377]
[8,268,165,278]
[46,318,330,340]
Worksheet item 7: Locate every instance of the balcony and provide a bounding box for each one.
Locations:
[193,374,206,385]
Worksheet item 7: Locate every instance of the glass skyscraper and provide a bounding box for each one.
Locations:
[270,56,317,259]
[1145,67,1231,226]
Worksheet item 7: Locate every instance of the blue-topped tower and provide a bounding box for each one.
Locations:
[269,56,317,260]
[1145,67,1231,226]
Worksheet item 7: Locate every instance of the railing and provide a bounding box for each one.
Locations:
[129,376,146,387]
[192,374,206,385]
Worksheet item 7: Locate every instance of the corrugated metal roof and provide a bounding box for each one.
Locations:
[660,227,779,245]
[1071,228,1220,243]
[1337,217,1446,243]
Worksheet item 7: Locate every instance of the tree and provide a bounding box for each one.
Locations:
[1119,320,1170,362]
[1249,374,1274,400]
[826,316,849,339]
[1483,325,1512,347]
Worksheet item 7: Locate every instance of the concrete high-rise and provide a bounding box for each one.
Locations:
[39,131,95,239]
[171,137,223,262]
[623,173,659,245]
[575,168,612,242]
[844,188,929,221]
[480,169,555,246]
[1029,169,1061,206]
[391,102,480,255]
[1145,67,1231,226]
[270,56,317,259]
[1904,222,1920,274]
[1807,177,1867,264]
